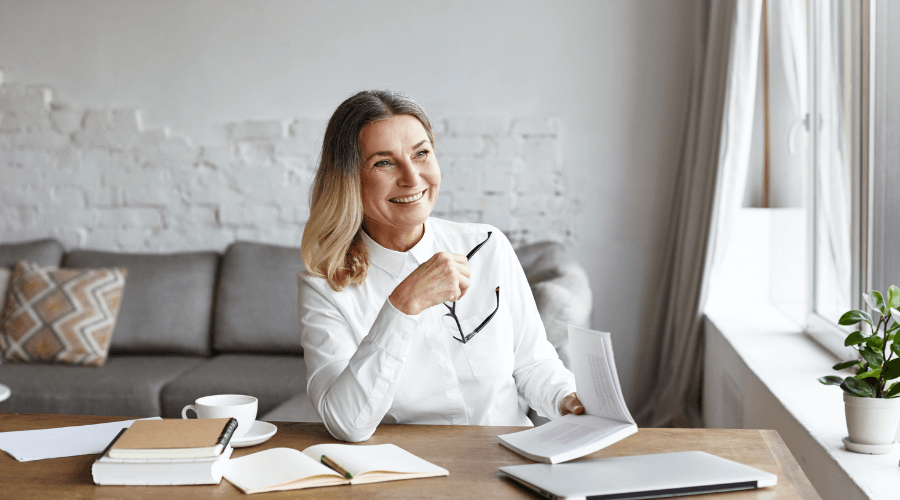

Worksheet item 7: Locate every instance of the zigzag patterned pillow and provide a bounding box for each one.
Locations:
[0,261,127,367]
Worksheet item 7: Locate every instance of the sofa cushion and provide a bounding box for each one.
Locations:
[0,268,10,310]
[159,354,307,418]
[0,238,64,268]
[1,261,127,366]
[64,250,220,356]
[214,241,304,354]
[0,355,205,416]
[260,391,322,423]
[514,242,593,370]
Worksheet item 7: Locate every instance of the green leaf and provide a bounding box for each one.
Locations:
[891,308,900,326]
[833,360,861,371]
[856,368,882,379]
[884,358,900,380]
[818,375,844,385]
[886,382,900,398]
[839,310,874,330]
[892,343,900,358]
[875,291,887,313]
[889,286,900,309]
[842,377,876,397]
[867,336,885,350]
[860,347,885,369]
[866,291,886,314]
[844,331,868,347]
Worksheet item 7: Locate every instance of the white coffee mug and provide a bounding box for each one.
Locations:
[182,394,258,440]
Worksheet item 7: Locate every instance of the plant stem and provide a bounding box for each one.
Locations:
[878,314,888,397]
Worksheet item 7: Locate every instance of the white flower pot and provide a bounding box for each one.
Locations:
[843,393,900,447]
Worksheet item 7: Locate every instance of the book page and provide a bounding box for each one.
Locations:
[568,325,634,424]
[302,443,448,479]
[223,447,346,494]
[499,414,631,457]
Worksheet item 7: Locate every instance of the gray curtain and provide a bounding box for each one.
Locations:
[633,0,762,428]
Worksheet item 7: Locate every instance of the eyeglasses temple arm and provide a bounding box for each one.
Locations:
[466,232,492,261]
[467,286,501,341]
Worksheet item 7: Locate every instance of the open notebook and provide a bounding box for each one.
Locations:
[223,443,448,494]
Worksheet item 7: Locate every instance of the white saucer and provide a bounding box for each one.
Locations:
[842,437,899,455]
[230,421,277,448]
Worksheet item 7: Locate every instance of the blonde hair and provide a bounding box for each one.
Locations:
[301,90,435,291]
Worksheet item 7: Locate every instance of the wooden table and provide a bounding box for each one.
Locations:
[0,413,820,499]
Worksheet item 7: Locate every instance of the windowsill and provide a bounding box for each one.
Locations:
[704,304,900,500]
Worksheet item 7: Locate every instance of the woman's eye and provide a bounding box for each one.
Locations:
[415,150,429,158]
[374,160,391,167]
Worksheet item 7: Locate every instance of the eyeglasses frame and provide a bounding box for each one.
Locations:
[442,232,501,344]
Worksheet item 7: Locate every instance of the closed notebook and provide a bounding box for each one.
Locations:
[223,444,448,494]
[93,435,234,486]
[109,418,238,459]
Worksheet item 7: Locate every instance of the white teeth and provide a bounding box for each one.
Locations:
[390,191,425,203]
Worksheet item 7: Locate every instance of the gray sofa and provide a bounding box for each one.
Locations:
[0,237,592,423]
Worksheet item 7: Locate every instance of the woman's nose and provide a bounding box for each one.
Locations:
[396,160,419,186]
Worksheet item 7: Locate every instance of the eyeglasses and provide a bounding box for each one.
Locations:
[442,232,500,344]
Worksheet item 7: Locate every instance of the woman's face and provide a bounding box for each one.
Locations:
[358,114,440,249]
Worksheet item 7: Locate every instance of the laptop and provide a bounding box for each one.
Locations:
[498,451,777,500]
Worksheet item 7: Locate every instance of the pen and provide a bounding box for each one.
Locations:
[321,455,353,479]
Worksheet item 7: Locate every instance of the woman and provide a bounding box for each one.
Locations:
[299,90,582,442]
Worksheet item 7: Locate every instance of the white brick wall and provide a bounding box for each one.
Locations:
[0,80,575,252]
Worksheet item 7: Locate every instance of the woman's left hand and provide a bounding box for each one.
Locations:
[559,392,584,416]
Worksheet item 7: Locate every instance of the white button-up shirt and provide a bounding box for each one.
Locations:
[298,218,576,442]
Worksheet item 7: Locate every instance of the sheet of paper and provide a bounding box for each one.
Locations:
[568,325,634,423]
[0,417,159,462]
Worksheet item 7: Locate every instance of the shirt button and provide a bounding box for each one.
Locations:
[401,334,409,341]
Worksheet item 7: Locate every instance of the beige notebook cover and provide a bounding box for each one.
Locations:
[110,418,236,459]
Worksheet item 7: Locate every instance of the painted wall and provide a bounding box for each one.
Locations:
[0,0,696,406]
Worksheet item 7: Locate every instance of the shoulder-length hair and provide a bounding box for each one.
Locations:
[301,90,435,291]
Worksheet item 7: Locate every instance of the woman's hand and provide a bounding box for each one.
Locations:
[559,392,584,416]
[389,252,471,316]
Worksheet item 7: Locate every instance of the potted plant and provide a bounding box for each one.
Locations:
[818,286,900,453]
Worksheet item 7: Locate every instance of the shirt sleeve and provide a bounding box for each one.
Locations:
[298,275,418,442]
[496,231,577,419]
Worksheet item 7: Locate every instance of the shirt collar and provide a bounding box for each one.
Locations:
[362,219,436,279]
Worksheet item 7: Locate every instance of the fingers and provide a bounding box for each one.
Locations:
[456,270,471,300]
[431,252,470,301]
[391,252,472,315]
[559,392,584,416]
[569,396,585,415]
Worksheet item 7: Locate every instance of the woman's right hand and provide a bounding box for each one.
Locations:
[389,252,471,316]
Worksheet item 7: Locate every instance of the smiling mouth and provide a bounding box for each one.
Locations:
[390,190,426,204]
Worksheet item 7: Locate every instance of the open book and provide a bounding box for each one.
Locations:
[498,325,637,464]
[223,443,448,494]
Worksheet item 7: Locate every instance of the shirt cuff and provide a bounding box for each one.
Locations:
[365,298,420,359]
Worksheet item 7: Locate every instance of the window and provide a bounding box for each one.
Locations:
[710,0,896,360]
[806,0,869,358]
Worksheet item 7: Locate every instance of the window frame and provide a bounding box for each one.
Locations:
[805,0,873,360]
